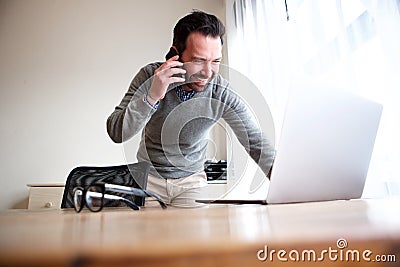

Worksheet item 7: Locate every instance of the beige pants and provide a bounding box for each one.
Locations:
[145,171,208,208]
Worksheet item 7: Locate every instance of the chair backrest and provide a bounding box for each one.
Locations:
[61,162,150,209]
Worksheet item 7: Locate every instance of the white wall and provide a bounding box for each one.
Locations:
[0,0,226,210]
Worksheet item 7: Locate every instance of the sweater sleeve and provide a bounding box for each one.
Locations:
[107,64,159,143]
[221,86,275,178]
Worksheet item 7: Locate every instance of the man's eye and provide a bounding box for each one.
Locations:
[192,59,205,64]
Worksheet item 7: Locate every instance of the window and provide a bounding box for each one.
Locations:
[226,0,400,197]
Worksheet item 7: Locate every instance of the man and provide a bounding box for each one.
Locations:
[107,11,275,207]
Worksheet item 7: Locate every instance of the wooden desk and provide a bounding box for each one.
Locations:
[1,199,399,267]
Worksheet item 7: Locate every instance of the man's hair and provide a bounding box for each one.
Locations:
[171,10,225,56]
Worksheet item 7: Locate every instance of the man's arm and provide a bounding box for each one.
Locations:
[106,65,158,143]
[221,88,275,178]
[107,57,186,143]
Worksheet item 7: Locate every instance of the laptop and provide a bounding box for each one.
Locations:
[197,87,383,205]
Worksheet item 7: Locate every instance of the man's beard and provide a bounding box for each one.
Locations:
[183,73,214,92]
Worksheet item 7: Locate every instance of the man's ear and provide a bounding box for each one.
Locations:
[165,46,179,60]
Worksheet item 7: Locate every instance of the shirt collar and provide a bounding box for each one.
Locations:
[175,85,197,102]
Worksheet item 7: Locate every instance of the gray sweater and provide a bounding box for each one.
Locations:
[107,62,275,179]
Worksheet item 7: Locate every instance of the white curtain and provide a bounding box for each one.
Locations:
[226,0,400,197]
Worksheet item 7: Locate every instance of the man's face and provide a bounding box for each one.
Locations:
[180,32,222,92]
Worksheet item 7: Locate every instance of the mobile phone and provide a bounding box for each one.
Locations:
[165,47,186,81]
[165,47,179,60]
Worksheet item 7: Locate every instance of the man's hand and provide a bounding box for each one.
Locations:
[147,55,186,105]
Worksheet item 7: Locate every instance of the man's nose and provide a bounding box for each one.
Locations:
[201,61,213,78]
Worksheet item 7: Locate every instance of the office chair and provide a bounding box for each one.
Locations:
[61,162,150,209]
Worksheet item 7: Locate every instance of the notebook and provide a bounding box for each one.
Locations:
[197,87,383,205]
